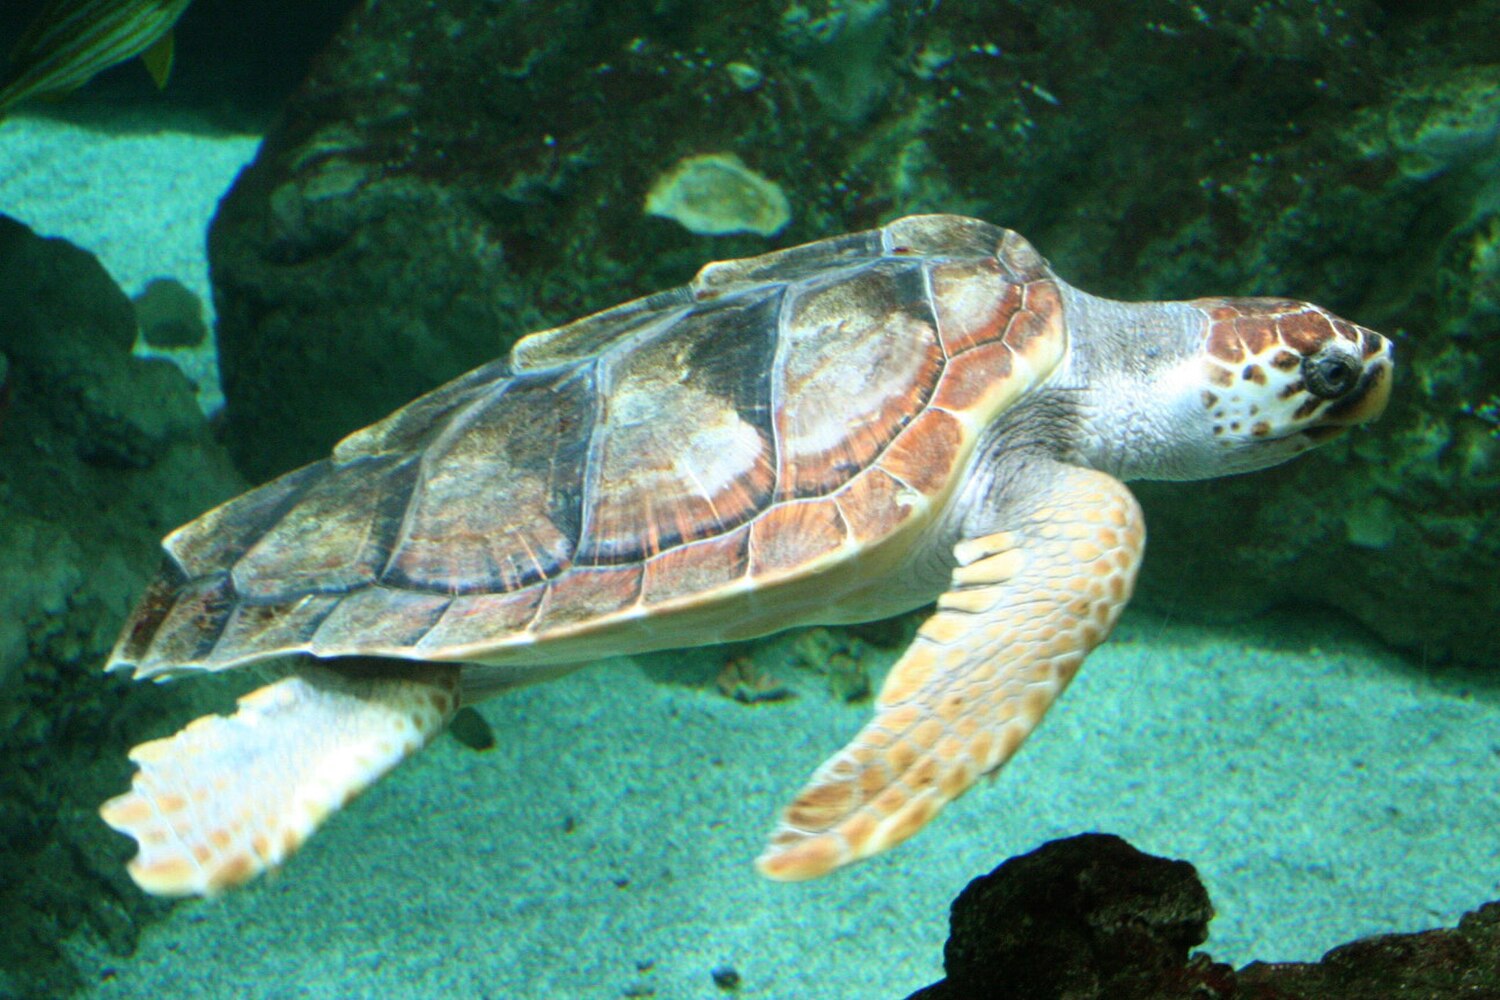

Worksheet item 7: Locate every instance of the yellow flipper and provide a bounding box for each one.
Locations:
[100,662,460,897]
[758,465,1145,880]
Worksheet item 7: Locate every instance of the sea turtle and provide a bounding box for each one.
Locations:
[100,215,1394,896]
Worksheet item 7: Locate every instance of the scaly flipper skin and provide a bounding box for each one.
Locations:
[757,464,1145,880]
[100,662,460,896]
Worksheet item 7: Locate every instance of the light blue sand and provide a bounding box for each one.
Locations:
[3,116,1495,998]
[72,612,1500,998]
[0,114,258,413]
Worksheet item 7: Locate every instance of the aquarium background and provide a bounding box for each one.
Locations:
[0,0,1496,997]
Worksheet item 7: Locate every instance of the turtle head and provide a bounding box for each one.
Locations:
[1183,297,1394,475]
[1063,291,1393,481]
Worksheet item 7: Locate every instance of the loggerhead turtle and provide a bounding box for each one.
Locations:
[100,215,1393,896]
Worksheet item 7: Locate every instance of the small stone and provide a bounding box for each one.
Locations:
[715,656,794,704]
[644,153,791,237]
[710,965,741,990]
[446,706,496,750]
[132,277,208,349]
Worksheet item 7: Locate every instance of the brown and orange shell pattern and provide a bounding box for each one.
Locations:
[110,216,1069,680]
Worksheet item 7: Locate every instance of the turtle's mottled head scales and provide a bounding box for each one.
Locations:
[1191,297,1394,469]
[1056,288,1393,482]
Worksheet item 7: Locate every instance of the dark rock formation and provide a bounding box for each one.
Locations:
[205,0,1496,664]
[1126,47,1500,665]
[906,833,1220,1000]
[132,278,209,349]
[209,0,862,483]
[0,216,244,997]
[908,833,1500,1000]
[1237,903,1500,998]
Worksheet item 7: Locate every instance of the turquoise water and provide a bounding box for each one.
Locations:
[2,96,1496,999]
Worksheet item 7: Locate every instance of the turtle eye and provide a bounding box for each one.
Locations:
[1302,351,1359,400]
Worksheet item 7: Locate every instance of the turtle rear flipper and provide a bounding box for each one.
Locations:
[100,662,460,897]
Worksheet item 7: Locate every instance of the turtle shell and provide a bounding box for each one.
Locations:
[111,215,1067,680]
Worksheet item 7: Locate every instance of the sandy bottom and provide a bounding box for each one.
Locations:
[0,113,258,413]
[73,611,1499,999]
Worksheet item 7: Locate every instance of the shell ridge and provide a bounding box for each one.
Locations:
[768,260,942,503]
[107,557,189,670]
[766,282,792,512]
[362,456,424,594]
[571,352,612,569]
[165,572,240,672]
[376,372,526,590]
[333,357,516,464]
[920,260,953,363]
[305,586,454,656]
[209,589,312,666]
[693,230,887,292]
[574,288,783,566]
[845,262,947,487]
[512,292,696,372]
[163,460,329,579]
[374,364,597,594]
[228,452,408,602]
[517,579,557,637]
[757,275,812,505]
[782,258,884,304]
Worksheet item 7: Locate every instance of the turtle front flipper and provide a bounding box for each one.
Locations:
[757,464,1145,880]
[100,661,461,897]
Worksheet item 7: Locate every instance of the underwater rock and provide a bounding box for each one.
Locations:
[208,0,1496,663]
[132,276,208,348]
[209,0,933,482]
[1236,902,1500,997]
[0,215,243,995]
[907,833,1500,1000]
[779,0,895,126]
[0,218,203,468]
[906,833,1218,1000]
[1129,51,1500,666]
[644,153,791,236]
[1357,64,1500,183]
[790,627,874,702]
[714,654,795,704]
